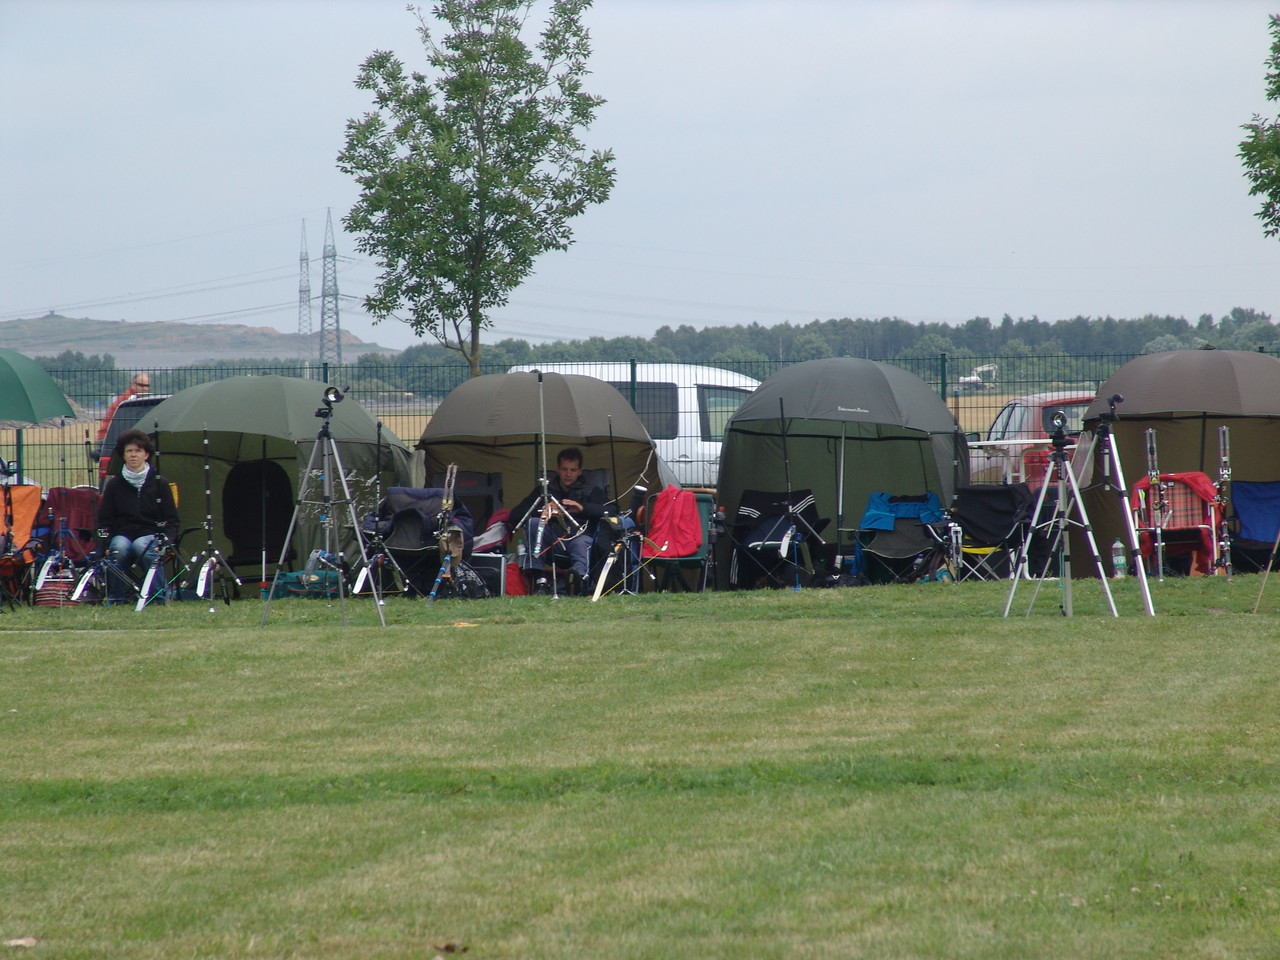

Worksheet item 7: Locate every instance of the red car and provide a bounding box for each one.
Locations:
[968,391,1096,486]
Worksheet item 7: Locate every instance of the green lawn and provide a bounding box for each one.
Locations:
[2,578,1278,958]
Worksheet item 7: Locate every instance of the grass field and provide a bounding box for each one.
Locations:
[2,577,1278,959]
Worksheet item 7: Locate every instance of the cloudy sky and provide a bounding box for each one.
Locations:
[2,0,1278,353]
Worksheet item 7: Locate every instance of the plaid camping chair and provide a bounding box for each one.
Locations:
[1130,472,1222,577]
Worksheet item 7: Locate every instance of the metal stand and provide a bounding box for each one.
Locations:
[261,386,385,626]
[1005,395,1155,617]
[185,423,241,612]
[512,371,583,600]
[1215,426,1233,579]
[352,421,409,599]
[1143,428,1168,581]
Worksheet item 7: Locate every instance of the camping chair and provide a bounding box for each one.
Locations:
[1226,480,1280,573]
[728,488,828,589]
[856,492,946,584]
[643,487,713,593]
[1129,472,1222,577]
[431,470,503,534]
[0,483,43,607]
[360,486,476,597]
[931,483,1037,581]
[32,486,101,595]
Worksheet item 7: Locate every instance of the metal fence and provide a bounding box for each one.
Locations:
[4,352,1152,489]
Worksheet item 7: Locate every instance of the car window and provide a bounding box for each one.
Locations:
[986,403,1015,442]
[698,385,753,441]
[607,381,678,439]
[102,397,167,452]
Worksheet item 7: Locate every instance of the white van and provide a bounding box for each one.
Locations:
[506,362,760,487]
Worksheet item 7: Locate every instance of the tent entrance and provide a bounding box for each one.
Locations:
[222,459,294,572]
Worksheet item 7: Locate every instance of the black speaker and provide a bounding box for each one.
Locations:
[467,552,506,596]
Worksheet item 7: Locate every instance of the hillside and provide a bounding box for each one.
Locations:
[0,314,401,366]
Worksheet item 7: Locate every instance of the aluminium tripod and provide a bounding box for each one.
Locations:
[352,420,409,599]
[1004,394,1155,618]
[261,386,386,627]
[512,371,584,599]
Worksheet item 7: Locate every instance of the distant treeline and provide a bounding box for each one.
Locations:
[35,308,1276,405]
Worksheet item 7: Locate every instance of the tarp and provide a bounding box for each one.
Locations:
[144,376,412,573]
[1076,349,1280,568]
[416,372,673,513]
[717,358,969,580]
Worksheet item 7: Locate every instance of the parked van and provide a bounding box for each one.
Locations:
[506,363,760,487]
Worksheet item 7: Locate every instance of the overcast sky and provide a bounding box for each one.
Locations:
[2,0,1278,354]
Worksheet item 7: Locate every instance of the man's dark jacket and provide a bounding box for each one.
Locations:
[512,472,609,530]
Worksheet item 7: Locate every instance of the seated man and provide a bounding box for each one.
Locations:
[511,447,608,594]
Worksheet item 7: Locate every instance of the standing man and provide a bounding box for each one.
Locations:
[96,372,151,445]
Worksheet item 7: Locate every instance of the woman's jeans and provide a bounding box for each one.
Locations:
[106,534,164,602]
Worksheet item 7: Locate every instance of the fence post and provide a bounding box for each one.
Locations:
[939,352,948,401]
[628,358,637,408]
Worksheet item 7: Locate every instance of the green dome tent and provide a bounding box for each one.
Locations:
[717,358,969,579]
[143,376,412,579]
[1077,349,1280,570]
[416,371,673,517]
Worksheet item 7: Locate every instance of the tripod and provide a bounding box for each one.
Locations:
[1004,395,1155,617]
[513,371,585,599]
[352,420,409,599]
[185,423,241,611]
[261,386,386,627]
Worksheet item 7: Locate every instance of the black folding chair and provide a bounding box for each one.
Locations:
[728,488,827,589]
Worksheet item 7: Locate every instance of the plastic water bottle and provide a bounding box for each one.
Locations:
[1111,539,1128,578]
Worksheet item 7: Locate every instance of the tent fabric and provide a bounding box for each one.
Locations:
[1230,480,1280,545]
[145,376,412,571]
[717,358,968,585]
[417,372,673,515]
[1077,350,1280,569]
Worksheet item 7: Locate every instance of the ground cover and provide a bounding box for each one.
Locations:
[1,578,1278,958]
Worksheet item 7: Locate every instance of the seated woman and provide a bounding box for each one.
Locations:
[96,429,180,603]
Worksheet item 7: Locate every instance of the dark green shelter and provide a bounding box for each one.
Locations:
[144,375,412,578]
[718,358,969,570]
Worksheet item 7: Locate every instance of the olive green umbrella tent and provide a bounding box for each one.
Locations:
[143,376,412,576]
[0,347,74,480]
[717,357,969,580]
[416,372,673,516]
[1076,349,1280,566]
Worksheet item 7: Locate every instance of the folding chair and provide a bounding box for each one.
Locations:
[33,486,101,591]
[1130,471,1222,577]
[855,492,946,584]
[643,486,713,592]
[361,486,476,597]
[934,483,1037,581]
[1227,480,1280,573]
[728,488,828,589]
[0,484,44,608]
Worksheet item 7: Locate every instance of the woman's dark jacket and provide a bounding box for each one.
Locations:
[96,466,181,545]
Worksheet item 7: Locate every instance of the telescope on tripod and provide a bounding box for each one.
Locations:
[1004,394,1155,618]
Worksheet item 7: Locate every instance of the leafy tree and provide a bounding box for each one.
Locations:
[1240,15,1280,237]
[338,0,615,376]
